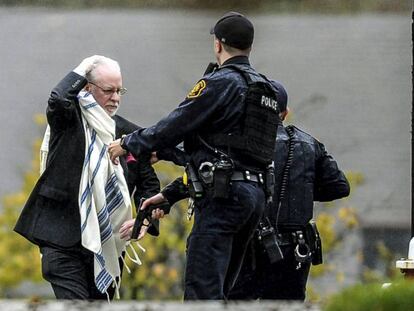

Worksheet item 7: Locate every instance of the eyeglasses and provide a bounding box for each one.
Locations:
[89,81,127,96]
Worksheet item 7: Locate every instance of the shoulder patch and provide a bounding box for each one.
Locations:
[187,80,206,99]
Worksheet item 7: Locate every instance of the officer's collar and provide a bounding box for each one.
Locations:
[222,55,250,66]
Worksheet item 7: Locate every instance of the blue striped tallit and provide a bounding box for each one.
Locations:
[78,91,132,296]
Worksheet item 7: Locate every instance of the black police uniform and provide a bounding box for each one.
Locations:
[228,124,350,300]
[121,55,286,299]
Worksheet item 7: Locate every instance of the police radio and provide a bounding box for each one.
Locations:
[184,163,204,200]
[256,217,283,264]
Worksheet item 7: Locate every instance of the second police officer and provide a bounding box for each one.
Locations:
[109,12,288,300]
[228,103,351,300]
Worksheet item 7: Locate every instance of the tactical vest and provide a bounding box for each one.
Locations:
[204,65,281,167]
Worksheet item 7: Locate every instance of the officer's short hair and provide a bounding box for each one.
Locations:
[221,42,251,55]
[210,12,254,50]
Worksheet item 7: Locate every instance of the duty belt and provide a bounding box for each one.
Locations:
[231,170,264,184]
[276,232,298,246]
[269,230,305,245]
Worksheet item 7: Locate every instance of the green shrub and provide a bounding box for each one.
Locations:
[324,280,414,311]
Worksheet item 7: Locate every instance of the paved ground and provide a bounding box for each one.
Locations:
[0,300,321,311]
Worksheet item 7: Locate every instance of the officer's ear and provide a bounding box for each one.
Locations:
[279,107,289,121]
[214,38,222,54]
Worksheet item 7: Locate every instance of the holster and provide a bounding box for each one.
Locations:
[198,156,233,199]
[212,161,233,199]
[305,220,323,265]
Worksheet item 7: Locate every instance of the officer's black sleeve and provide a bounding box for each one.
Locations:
[47,72,87,131]
[161,177,189,206]
[156,144,190,167]
[313,141,350,202]
[122,76,229,155]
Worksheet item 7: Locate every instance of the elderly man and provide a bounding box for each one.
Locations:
[14,55,159,300]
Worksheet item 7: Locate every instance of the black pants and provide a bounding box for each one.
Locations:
[184,181,265,300]
[39,243,116,300]
[228,242,311,301]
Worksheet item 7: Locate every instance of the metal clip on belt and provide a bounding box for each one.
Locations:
[231,170,264,183]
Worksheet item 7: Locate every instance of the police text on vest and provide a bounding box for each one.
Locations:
[261,96,279,112]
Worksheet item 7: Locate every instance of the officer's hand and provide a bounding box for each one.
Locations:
[108,139,127,165]
[141,193,167,211]
[152,208,165,220]
[73,55,104,76]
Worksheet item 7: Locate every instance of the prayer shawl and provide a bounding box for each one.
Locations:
[40,91,132,296]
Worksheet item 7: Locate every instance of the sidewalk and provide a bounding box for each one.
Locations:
[0,300,321,311]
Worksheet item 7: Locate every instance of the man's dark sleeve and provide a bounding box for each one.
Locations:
[313,141,350,202]
[115,116,161,201]
[131,152,161,201]
[127,153,161,237]
[115,115,162,236]
[161,177,189,206]
[47,72,87,131]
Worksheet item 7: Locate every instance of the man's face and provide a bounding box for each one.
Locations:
[88,65,123,117]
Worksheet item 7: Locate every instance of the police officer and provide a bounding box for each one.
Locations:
[109,12,287,300]
[228,103,351,301]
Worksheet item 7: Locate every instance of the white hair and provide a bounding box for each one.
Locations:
[86,56,121,82]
